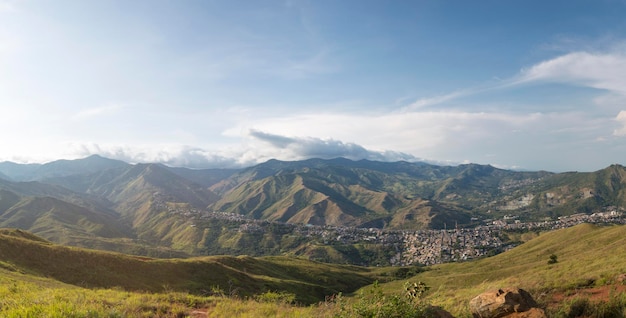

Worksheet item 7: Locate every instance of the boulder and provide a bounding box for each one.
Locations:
[469,287,545,318]
[504,308,547,318]
[429,306,455,318]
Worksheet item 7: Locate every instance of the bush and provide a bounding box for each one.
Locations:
[254,291,296,304]
[553,294,626,318]
[332,281,435,318]
[548,254,558,265]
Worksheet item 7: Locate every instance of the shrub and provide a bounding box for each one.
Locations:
[548,254,558,265]
[553,294,626,318]
[254,291,296,304]
[332,281,435,318]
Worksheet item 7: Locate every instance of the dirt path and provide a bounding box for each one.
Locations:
[189,309,208,317]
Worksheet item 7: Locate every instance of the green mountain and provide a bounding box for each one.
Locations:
[45,163,222,252]
[0,155,128,181]
[1,156,626,263]
[208,159,549,229]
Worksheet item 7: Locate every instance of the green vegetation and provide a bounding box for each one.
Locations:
[2,224,626,316]
[0,229,393,306]
[373,223,626,316]
[5,157,626,265]
[548,253,558,265]
[0,277,213,317]
[553,294,626,318]
[331,281,435,318]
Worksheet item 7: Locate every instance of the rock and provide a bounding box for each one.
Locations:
[469,287,542,318]
[504,308,547,318]
[429,306,455,318]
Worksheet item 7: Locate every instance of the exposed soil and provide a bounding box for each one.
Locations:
[547,284,626,310]
[189,309,208,317]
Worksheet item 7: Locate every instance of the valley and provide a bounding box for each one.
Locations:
[1,155,626,267]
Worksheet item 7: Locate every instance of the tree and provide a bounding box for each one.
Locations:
[548,254,558,265]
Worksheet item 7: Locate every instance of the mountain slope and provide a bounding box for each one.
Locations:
[2,156,626,261]
[0,196,132,240]
[209,159,536,229]
[379,223,626,316]
[0,155,128,181]
[0,229,385,304]
[208,159,626,230]
[47,163,221,250]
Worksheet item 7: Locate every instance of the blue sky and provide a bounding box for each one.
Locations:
[1,0,626,172]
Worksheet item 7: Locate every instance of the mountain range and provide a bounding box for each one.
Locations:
[0,155,625,259]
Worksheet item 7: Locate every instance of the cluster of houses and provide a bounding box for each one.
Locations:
[393,228,509,266]
[150,192,624,266]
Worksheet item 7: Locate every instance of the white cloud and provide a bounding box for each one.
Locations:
[0,0,17,13]
[614,111,626,136]
[519,51,626,95]
[404,49,626,111]
[46,107,614,171]
[248,129,418,162]
[66,143,247,169]
[403,90,470,110]
[71,104,124,120]
[238,111,542,156]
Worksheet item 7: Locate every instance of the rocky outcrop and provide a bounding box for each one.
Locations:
[429,306,455,318]
[504,308,548,318]
[469,287,546,318]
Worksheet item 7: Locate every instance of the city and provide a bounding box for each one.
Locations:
[155,193,625,266]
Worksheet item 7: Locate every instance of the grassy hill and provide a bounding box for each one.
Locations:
[1,224,626,316]
[0,228,390,305]
[373,223,626,316]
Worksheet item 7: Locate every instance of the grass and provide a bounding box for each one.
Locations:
[375,223,626,316]
[549,292,626,317]
[0,228,392,305]
[0,270,214,317]
[3,224,626,317]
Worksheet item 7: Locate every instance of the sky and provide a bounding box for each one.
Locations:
[1,0,626,172]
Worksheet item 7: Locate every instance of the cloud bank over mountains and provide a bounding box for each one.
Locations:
[68,130,422,169]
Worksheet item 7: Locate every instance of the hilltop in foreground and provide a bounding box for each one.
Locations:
[1,223,626,317]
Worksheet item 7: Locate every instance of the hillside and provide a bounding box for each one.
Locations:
[377,223,626,316]
[2,224,626,316]
[0,155,128,181]
[0,228,389,305]
[208,159,545,229]
[1,156,626,264]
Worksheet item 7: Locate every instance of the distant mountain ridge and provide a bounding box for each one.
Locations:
[0,155,128,182]
[0,155,625,261]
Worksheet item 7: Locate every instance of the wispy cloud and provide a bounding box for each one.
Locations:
[614,111,626,136]
[404,49,626,110]
[71,104,124,120]
[518,51,626,95]
[402,90,469,110]
[0,0,18,13]
[278,49,339,79]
